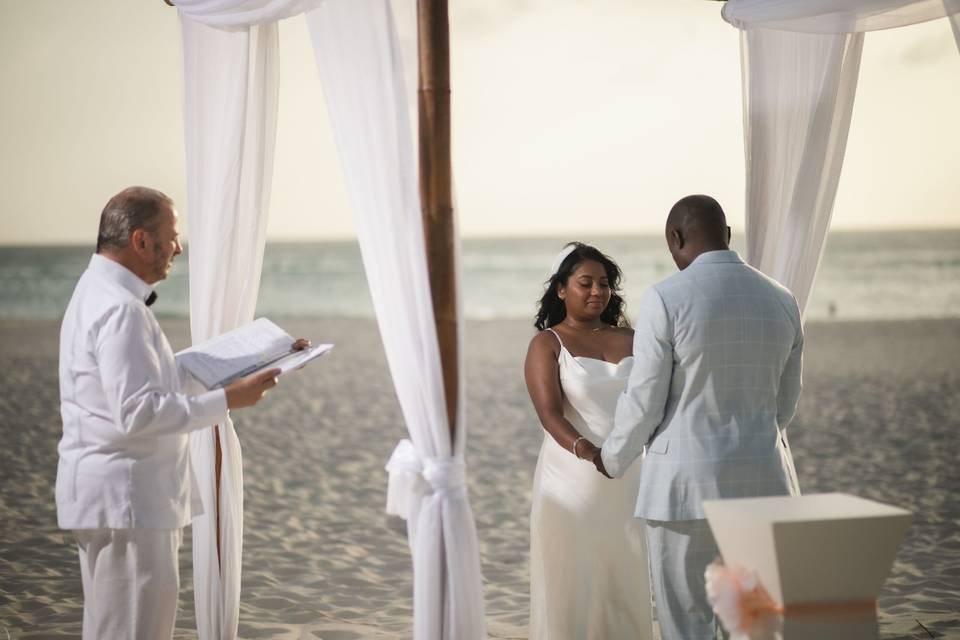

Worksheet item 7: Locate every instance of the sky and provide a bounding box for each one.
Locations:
[0,0,957,245]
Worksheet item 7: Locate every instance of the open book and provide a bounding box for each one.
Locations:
[175,318,333,390]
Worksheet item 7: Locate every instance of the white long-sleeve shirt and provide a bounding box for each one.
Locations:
[56,254,228,529]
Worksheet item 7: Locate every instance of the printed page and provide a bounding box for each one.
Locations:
[272,343,334,376]
[176,318,295,389]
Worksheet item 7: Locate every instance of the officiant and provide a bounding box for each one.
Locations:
[55,186,297,640]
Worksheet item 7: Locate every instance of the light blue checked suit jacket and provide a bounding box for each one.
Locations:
[600,250,803,521]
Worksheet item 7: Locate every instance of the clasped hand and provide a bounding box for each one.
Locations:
[578,440,612,479]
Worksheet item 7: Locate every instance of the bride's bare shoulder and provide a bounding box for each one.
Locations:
[525,331,562,377]
[527,328,562,355]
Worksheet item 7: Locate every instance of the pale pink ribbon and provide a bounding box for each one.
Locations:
[705,561,876,638]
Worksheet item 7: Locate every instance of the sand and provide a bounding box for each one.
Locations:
[0,317,958,639]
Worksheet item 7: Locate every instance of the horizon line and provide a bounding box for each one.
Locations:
[2,224,960,248]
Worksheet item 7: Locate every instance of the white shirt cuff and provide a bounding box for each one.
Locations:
[196,388,229,427]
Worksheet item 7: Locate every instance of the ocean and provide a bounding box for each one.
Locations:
[1,230,958,323]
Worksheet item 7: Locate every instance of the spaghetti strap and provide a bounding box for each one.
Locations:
[545,327,566,353]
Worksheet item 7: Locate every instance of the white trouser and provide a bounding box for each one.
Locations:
[74,528,183,640]
[645,519,726,640]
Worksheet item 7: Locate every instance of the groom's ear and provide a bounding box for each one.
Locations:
[670,228,684,250]
[726,226,732,244]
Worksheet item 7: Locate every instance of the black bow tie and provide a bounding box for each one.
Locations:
[144,291,158,307]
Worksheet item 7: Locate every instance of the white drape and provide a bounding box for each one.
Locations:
[305,2,485,637]
[177,0,486,638]
[180,15,279,639]
[736,28,863,496]
[738,29,863,317]
[175,0,322,28]
[724,0,959,495]
[723,0,959,33]
[723,0,960,315]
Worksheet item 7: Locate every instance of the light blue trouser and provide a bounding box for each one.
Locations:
[645,519,724,640]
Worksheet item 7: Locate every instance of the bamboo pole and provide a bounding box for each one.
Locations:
[215,427,222,570]
[418,4,455,635]
[418,0,458,447]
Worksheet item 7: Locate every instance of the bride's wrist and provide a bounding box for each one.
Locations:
[571,436,586,458]
[572,436,597,459]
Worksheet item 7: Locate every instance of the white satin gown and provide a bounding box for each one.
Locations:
[529,329,653,639]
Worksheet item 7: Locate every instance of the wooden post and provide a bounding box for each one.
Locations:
[418,4,455,634]
[215,427,222,570]
[418,0,458,447]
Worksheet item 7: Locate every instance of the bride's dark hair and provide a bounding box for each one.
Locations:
[534,242,629,331]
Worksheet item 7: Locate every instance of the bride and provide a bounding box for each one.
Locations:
[524,242,652,639]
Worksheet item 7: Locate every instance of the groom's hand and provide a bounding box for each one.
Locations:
[592,449,612,479]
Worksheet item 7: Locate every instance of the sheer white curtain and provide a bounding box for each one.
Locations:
[175,0,321,28]
[723,0,959,495]
[180,15,279,639]
[723,0,959,33]
[176,1,486,638]
[306,2,485,637]
[722,0,960,314]
[737,29,863,317]
[735,29,863,496]
[182,19,278,638]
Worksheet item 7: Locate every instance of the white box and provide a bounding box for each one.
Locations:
[703,493,911,606]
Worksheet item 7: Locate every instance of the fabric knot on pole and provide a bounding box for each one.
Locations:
[422,457,466,495]
[385,439,468,523]
[385,439,472,567]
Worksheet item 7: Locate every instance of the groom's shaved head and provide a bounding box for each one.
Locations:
[666,195,728,244]
[664,194,731,270]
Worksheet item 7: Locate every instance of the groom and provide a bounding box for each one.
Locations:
[596,195,804,639]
